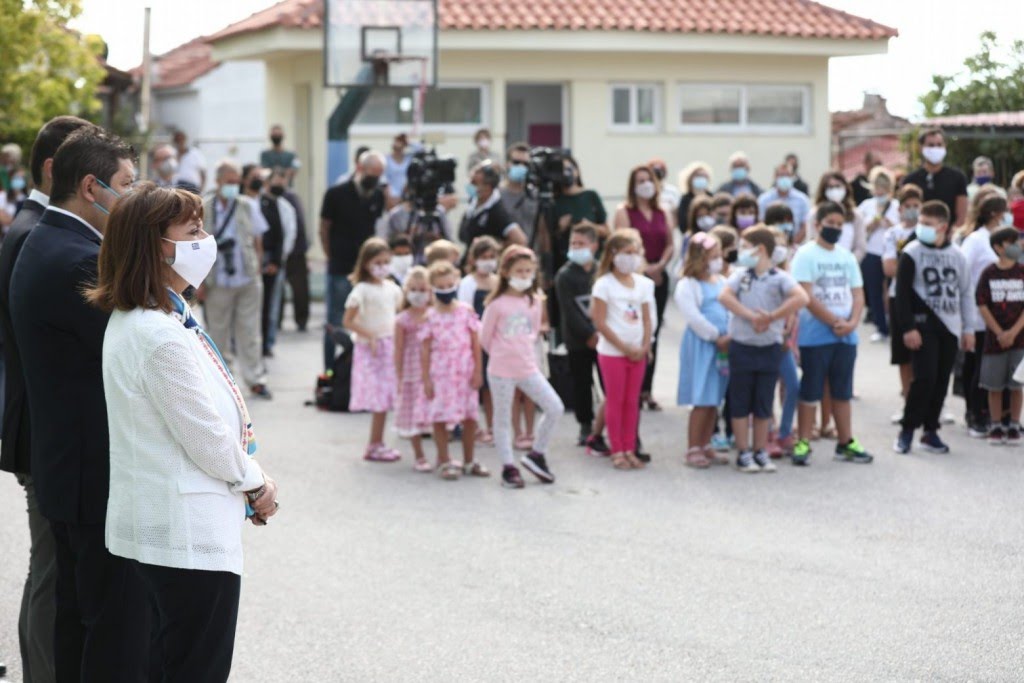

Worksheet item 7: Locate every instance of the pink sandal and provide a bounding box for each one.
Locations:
[475,429,495,447]
[514,435,534,451]
[685,447,710,469]
[413,457,433,472]
[363,443,401,462]
[703,445,730,466]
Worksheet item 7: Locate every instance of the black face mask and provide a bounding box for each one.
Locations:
[820,226,842,245]
[360,175,379,191]
[248,178,263,192]
[562,169,576,189]
[270,135,283,146]
[434,288,458,304]
[724,250,738,264]
[269,185,285,197]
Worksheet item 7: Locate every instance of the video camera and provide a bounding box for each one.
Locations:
[527,147,570,196]
[406,147,457,211]
[215,237,236,275]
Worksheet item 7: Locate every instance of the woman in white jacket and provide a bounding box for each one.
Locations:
[87,183,278,682]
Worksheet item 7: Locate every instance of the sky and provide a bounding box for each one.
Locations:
[71,0,1024,119]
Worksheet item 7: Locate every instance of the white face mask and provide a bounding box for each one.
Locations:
[163,234,217,289]
[708,257,723,274]
[922,146,947,165]
[825,186,847,203]
[635,181,656,200]
[772,245,788,265]
[477,138,491,151]
[390,254,413,278]
[697,215,717,231]
[509,275,535,292]
[475,259,498,274]
[370,263,391,280]
[406,290,429,308]
[613,252,642,274]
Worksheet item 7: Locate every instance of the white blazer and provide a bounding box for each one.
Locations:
[103,306,265,575]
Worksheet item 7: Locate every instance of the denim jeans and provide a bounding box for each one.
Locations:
[323,274,352,371]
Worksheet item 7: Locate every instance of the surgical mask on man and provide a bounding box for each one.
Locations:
[92,178,122,215]
[916,224,938,245]
[10,176,25,191]
[159,158,178,176]
[220,184,240,202]
[163,234,217,288]
[922,146,947,165]
[507,165,528,183]
[776,176,794,192]
[731,167,748,182]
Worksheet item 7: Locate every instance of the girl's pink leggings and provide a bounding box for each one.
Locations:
[597,354,647,453]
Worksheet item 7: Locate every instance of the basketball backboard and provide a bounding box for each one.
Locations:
[323,0,438,89]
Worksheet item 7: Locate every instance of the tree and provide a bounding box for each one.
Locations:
[0,0,106,155]
[917,31,1024,182]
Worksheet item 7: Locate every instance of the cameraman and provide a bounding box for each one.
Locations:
[501,142,539,245]
[458,162,527,247]
[385,188,451,264]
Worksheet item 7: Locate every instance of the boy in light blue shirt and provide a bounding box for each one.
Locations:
[789,201,872,465]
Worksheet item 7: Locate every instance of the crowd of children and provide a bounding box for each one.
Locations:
[336,155,1024,487]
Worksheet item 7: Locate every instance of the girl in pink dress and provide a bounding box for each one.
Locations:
[394,266,433,472]
[418,261,490,480]
[343,238,404,462]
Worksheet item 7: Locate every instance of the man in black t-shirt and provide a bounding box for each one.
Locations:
[318,150,385,369]
[458,162,528,247]
[902,128,968,226]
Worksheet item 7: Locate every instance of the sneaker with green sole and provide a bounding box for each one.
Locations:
[834,437,873,463]
[790,438,812,466]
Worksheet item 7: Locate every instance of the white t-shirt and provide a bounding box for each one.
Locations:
[345,280,403,340]
[960,226,999,332]
[175,147,207,189]
[591,273,656,357]
[857,196,900,256]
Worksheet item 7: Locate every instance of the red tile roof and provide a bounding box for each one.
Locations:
[837,136,909,180]
[926,111,1024,129]
[132,38,220,90]
[209,0,897,43]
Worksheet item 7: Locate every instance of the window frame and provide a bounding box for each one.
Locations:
[676,82,811,135]
[350,81,490,135]
[608,82,661,133]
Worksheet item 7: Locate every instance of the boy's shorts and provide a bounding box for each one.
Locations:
[728,341,783,420]
[979,349,1024,391]
[799,343,857,402]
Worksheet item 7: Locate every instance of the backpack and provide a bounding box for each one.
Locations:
[313,325,354,412]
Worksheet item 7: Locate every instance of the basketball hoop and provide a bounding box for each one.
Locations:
[369,53,429,136]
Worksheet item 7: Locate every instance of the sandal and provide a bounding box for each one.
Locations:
[685,447,710,469]
[363,444,401,462]
[513,435,534,451]
[475,429,495,447]
[625,452,645,469]
[611,453,632,470]
[641,394,663,412]
[703,446,730,466]
[413,457,433,473]
[436,462,461,480]
[462,461,491,477]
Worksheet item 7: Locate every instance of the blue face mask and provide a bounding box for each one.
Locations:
[466,183,477,201]
[507,164,528,183]
[776,176,794,192]
[10,176,26,191]
[92,178,122,215]
[731,167,748,182]
[691,175,709,192]
[916,224,937,245]
[566,247,594,266]
[1004,212,1015,228]
[737,247,759,269]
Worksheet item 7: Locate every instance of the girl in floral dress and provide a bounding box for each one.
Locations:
[393,266,433,472]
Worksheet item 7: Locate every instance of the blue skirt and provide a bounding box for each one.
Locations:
[677,329,728,407]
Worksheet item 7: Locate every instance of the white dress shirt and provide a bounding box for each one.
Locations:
[103,305,265,575]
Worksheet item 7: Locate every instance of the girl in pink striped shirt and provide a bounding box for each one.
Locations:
[479,247,565,489]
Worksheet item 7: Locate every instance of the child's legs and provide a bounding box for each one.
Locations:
[597,355,628,453]
[797,345,828,440]
[620,359,646,452]
[370,412,387,444]
[694,406,717,446]
[987,391,1003,427]
[778,350,799,439]
[461,419,477,464]
[820,387,833,430]
[489,376,518,466]
[728,356,756,452]
[432,423,450,465]
[751,346,782,450]
[480,388,493,431]
[517,373,565,454]
[410,435,424,461]
[920,331,958,433]
[1011,390,1023,423]
[593,400,606,436]
[826,344,857,442]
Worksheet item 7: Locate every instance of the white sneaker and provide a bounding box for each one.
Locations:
[891,411,903,425]
[870,332,887,343]
[940,412,955,425]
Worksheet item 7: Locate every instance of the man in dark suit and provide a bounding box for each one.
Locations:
[10,126,151,681]
[281,188,309,332]
[0,114,91,683]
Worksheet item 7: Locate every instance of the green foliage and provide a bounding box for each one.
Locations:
[0,0,106,154]
[918,31,1024,181]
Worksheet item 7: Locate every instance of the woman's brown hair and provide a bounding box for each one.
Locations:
[86,182,203,313]
[624,164,662,212]
[596,228,642,278]
[686,195,714,235]
[813,172,856,220]
[349,237,391,284]
[485,246,542,306]
[728,192,758,229]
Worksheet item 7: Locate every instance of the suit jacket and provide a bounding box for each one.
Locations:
[0,198,45,475]
[10,208,111,523]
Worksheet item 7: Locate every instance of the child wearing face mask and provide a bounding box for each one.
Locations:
[762,225,801,459]
[591,229,655,470]
[394,267,434,470]
[674,232,731,468]
[719,227,808,472]
[343,238,405,462]
[729,193,759,232]
[458,236,500,445]
[479,247,564,488]
[418,261,488,480]
[883,185,923,416]
[388,234,415,285]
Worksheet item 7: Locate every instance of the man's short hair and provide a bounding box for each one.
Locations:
[473,162,501,189]
[920,199,950,225]
[358,150,386,171]
[897,184,922,205]
[990,226,1019,249]
[763,201,794,226]
[571,224,598,243]
[50,127,136,204]
[918,127,944,146]
[728,151,749,166]
[973,156,994,171]
[216,159,241,179]
[29,116,93,186]
[506,142,530,159]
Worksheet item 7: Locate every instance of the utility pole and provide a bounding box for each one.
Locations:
[139,6,152,178]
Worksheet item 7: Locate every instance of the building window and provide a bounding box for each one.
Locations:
[677,84,810,133]
[609,84,660,132]
[354,85,484,128]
